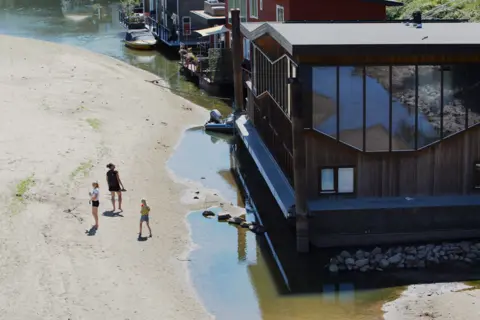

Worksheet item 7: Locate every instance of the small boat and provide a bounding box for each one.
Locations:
[125,29,156,50]
[205,110,235,134]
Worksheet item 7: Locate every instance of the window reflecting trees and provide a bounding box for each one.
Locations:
[417,65,442,148]
[338,66,364,150]
[365,66,390,152]
[312,67,338,139]
[311,63,480,152]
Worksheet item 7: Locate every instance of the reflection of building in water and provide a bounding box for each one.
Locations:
[239,20,480,251]
[247,244,361,319]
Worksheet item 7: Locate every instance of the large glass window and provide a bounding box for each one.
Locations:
[417,65,442,148]
[310,63,480,153]
[339,66,364,150]
[444,65,480,135]
[312,67,337,139]
[365,66,390,152]
[391,66,416,150]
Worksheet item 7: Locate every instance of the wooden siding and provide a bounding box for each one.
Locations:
[252,94,294,186]
[305,126,480,198]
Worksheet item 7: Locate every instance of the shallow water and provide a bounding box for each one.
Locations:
[167,128,404,319]
[0,0,230,112]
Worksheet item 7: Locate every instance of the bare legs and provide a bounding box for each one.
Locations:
[139,220,152,238]
[110,191,123,212]
[117,191,122,211]
[146,221,152,237]
[110,191,115,211]
[92,206,99,229]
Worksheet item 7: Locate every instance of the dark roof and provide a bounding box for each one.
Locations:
[240,22,480,56]
[362,0,403,6]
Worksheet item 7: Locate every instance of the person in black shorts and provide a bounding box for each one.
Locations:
[89,181,100,229]
[106,163,125,212]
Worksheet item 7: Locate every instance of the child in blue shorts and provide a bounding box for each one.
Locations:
[139,198,152,239]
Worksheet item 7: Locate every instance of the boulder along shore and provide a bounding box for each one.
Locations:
[0,35,227,320]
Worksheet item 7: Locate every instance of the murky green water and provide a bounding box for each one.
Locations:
[168,129,406,320]
[0,0,231,112]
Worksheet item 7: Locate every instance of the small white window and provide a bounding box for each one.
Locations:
[338,168,354,193]
[260,0,263,10]
[249,0,258,18]
[320,167,355,194]
[276,5,284,22]
[321,168,335,193]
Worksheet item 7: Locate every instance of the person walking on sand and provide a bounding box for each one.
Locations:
[89,181,100,229]
[139,198,152,239]
[106,163,125,212]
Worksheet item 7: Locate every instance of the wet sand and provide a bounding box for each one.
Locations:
[383,282,480,320]
[0,34,237,319]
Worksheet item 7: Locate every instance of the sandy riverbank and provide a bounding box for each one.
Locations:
[383,282,480,319]
[0,35,240,320]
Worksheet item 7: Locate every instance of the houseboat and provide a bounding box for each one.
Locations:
[235,16,480,252]
[141,0,207,47]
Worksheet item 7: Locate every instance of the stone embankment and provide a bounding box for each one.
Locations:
[328,241,480,273]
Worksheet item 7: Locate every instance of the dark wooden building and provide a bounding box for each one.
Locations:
[236,20,480,251]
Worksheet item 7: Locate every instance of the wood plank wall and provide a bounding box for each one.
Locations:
[305,127,480,198]
[252,94,294,186]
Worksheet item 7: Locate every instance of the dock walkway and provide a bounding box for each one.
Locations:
[235,115,295,218]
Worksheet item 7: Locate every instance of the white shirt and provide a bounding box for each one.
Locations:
[91,188,99,201]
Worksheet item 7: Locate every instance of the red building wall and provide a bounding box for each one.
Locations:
[225,0,386,27]
[289,0,386,21]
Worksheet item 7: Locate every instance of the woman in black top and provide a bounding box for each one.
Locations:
[106,163,125,212]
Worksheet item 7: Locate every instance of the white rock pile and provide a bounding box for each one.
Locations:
[328,241,480,273]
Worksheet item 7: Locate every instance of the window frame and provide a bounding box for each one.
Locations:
[182,16,191,36]
[249,0,258,19]
[474,161,480,190]
[319,166,356,195]
[243,37,251,60]
[276,5,284,22]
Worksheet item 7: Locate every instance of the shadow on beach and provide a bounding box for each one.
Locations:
[85,226,97,236]
[102,210,124,218]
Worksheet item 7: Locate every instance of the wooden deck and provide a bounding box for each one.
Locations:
[235,115,295,218]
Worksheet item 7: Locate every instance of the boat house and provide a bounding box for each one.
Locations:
[236,20,480,251]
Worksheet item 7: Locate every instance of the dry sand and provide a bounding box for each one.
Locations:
[0,35,241,320]
[383,282,480,319]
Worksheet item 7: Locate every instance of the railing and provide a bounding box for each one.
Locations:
[180,47,232,84]
[252,43,298,117]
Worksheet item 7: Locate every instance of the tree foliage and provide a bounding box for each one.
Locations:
[387,0,480,21]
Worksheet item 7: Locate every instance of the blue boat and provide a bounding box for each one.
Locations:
[204,110,234,134]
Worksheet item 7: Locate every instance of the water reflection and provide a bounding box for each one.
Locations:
[0,0,230,112]
[188,206,402,320]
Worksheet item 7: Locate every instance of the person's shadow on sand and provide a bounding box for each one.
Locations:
[85,226,97,236]
[103,210,124,218]
[137,235,149,242]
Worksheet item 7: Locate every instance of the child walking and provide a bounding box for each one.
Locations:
[139,198,152,239]
[89,182,100,230]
